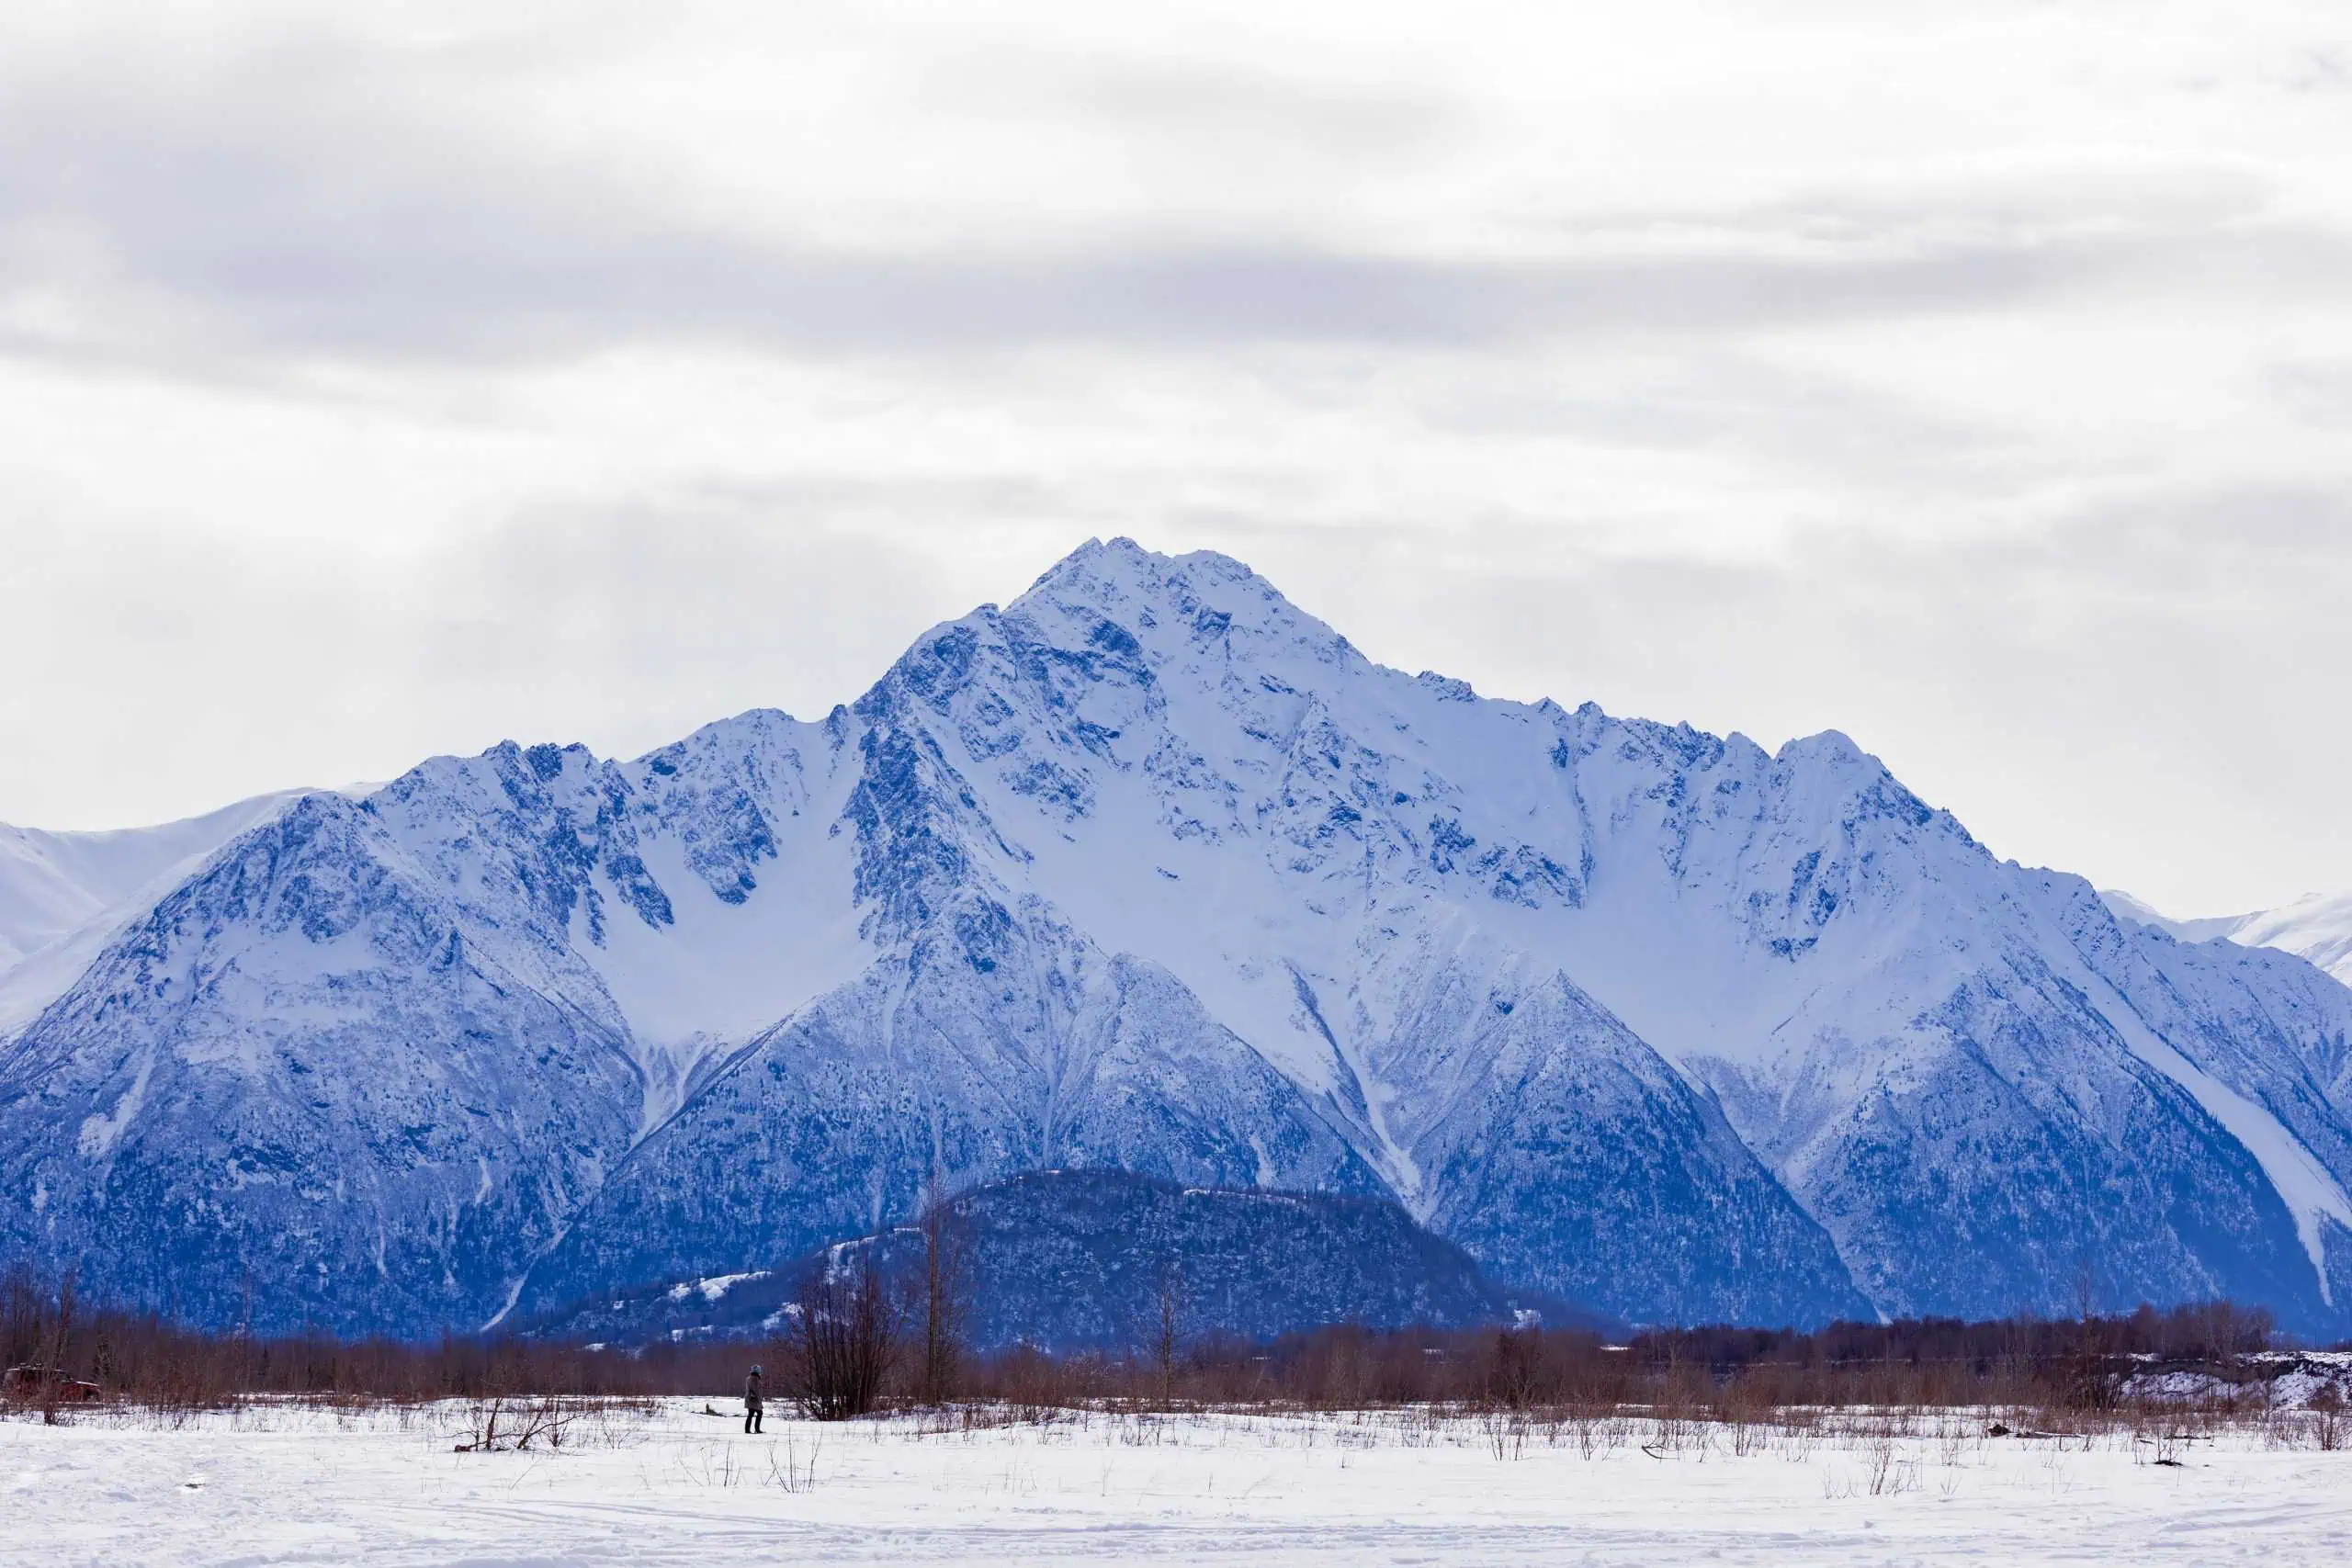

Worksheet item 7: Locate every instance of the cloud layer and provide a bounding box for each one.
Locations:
[4,0,2350,916]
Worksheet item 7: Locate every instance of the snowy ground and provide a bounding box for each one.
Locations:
[9,1399,2350,1565]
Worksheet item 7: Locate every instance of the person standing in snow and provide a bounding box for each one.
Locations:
[743,1363,764,1434]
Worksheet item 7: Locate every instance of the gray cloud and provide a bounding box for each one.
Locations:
[1408,352,2032,495]
[3,4,2349,922]
[0,494,1000,825]
[4,36,2346,376]
[942,51,1468,162]
[2268,359,2352,425]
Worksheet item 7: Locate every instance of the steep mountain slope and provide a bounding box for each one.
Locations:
[6,538,2352,1337]
[0,728,868,1333]
[514,906,1382,1317]
[1408,974,1866,1328]
[0,794,644,1333]
[0,793,304,1037]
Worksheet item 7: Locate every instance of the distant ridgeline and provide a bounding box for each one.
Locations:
[6,538,2352,1339]
[520,1170,1600,1351]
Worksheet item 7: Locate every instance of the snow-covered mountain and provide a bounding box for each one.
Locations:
[2233,897,2352,986]
[2106,890,2352,987]
[6,540,2352,1337]
[0,794,307,1037]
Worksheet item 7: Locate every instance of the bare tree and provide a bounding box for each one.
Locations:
[1151,1262,1184,1409]
[2065,1256,2115,1409]
[1483,1325,1543,1413]
[37,1270,76,1427]
[789,1250,899,1420]
[915,1179,970,1405]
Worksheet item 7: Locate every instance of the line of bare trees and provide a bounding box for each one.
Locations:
[0,1186,977,1423]
[7,1209,2332,1427]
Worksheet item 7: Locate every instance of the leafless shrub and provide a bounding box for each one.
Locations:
[1859,1427,1918,1495]
[2309,1384,2345,1451]
[996,1343,1080,1424]
[451,1386,650,1452]
[678,1442,751,1488]
[764,1433,820,1491]
[788,1251,899,1420]
[1717,1371,1770,1456]
[1482,1405,1528,1460]
[1479,1326,1544,1413]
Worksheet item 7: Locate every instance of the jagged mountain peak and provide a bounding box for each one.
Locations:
[9,540,2352,1338]
[1010,536,1364,680]
[1021,534,1267,606]
[1776,728,1867,766]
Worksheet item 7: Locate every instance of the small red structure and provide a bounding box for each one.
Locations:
[2,1365,103,1403]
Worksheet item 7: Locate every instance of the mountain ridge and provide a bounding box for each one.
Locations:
[6,537,2352,1337]
[2104,888,2352,987]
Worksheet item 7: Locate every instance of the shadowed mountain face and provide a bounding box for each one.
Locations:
[524,1169,1599,1353]
[6,539,2352,1337]
[514,926,1385,1321]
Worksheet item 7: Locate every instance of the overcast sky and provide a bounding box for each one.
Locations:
[4,1,2348,917]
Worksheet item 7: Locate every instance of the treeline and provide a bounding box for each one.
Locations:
[1221,1300,2279,1414]
[3,1260,2304,1419]
[1636,1302,2273,1371]
[1,1266,748,1411]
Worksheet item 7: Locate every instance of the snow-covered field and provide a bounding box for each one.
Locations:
[10,1400,2350,1565]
